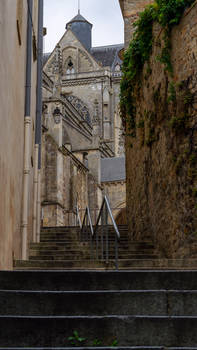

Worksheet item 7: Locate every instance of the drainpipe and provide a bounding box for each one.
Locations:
[33,0,43,243]
[21,0,33,260]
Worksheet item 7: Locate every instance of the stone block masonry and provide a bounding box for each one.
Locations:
[119,0,154,48]
[125,4,197,258]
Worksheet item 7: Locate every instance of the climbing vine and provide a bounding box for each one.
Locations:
[120,0,195,132]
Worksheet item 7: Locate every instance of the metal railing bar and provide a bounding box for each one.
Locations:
[104,196,120,240]
[76,204,82,229]
[77,195,120,269]
[94,198,105,235]
[94,196,120,240]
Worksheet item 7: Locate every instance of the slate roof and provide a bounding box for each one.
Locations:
[66,13,92,27]
[91,44,124,68]
[101,157,125,183]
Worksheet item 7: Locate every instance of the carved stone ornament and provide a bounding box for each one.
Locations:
[53,107,61,124]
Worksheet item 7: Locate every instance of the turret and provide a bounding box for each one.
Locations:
[66,12,93,52]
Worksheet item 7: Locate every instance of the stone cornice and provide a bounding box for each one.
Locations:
[101,180,126,185]
[42,71,54,90]
[62,77,108,87]
[42,201,65,209]
[60,145,89,173]
[42,97,93,140]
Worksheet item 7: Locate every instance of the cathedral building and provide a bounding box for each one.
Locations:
[42,11,126,226]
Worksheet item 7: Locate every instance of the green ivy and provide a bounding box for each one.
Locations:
[120,0,195,132]
[167,82,176,103]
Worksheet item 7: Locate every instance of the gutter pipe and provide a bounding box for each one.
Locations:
[21,0,33,260]
[33,0,43,243]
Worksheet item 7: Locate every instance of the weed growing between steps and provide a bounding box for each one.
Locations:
[68,330,118,347]
[68,330,86,346]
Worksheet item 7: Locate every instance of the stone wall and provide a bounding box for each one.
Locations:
[125,5,197,258]
[119,0,154,48]
[41,132,93,227]
[102,181,126,224]
[0,0,38,269]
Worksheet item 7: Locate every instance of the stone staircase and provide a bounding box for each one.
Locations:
[14,225,159,270]
[14,225,197,270]
[1,270,197,348]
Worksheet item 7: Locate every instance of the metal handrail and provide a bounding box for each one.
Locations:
[94,196,120,239]
[81,207,94,236]
[80,195,120,270]
[75,204,82,229]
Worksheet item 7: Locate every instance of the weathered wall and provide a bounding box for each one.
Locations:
[41,133,91,227]
[119,0,154,48]
[0,0,38,269]
[125,5,197,257]
[102,181,126,224]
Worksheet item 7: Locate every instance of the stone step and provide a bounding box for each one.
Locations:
[29,247,155,254]
[41,225,128,230]
[30,242,155,250]
[28,254,158,261]
[14,260,111,270]
[29,249,91,255]
[41,226,79,231]
[14,259,197,270]
[0,290,197,316]
[41,229,129,233]
[39,237,130,242]
[39,236,130,242]
[29,249,156,256]
[2,348,197,350]
[5,270,197,291]
[118,259,197,269]
[40,229,128,235]
[0,316,197,347]
[29,255,91,261]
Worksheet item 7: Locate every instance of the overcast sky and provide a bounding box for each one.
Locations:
[43,0,124,53]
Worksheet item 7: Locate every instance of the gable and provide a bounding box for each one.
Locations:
[43,29,101,77]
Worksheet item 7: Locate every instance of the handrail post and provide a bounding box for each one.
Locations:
[115,234,119,270]
[79,196,120,269]
[101,209,104,260]
[105,203,109,264]
[96,231,98,260]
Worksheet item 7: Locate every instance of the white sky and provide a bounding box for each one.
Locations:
[43,0,124,53]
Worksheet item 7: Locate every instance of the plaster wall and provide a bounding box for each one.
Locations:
[0,0,38,270]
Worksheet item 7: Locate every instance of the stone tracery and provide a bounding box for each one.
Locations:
[66,95,91,124]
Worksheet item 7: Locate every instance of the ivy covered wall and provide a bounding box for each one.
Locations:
[121,0,197,257]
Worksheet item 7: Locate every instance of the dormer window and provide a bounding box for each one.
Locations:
[66,59,75,75]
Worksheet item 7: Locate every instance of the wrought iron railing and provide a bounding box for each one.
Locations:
[80,196,120,270]
[64,207,124,227]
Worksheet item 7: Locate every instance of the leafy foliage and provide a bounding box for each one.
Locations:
[111,339,118,347]
[68,330,86,346]
[120,0,195,132]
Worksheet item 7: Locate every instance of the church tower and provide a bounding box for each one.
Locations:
[66,12,93,51]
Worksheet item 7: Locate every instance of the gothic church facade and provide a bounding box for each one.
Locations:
[42,11,126,226]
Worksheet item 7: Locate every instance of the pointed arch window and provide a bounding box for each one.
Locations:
[66,58,75,76]
[115,64,120,71]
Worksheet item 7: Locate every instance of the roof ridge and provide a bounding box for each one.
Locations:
[92,43,124,50]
